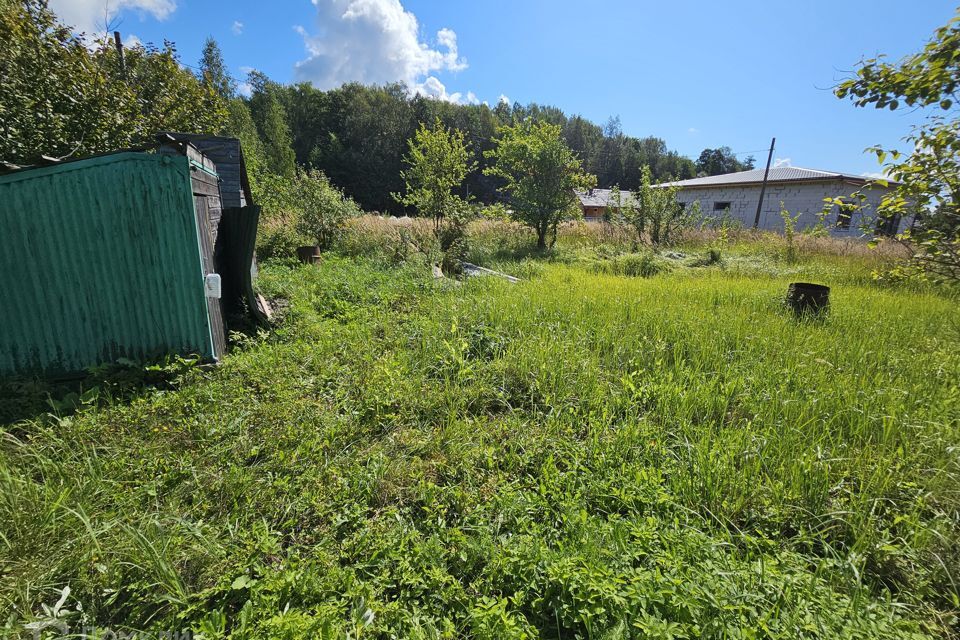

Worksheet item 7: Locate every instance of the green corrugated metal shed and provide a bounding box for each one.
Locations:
[0,151,218,375]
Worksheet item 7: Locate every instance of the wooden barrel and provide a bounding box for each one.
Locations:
[296,245,322,264]
[786,282,830,316]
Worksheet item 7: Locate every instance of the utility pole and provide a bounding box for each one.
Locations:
[113,31,126,79]
[753,137,775,229]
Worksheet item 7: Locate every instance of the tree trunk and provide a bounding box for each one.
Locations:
[536,230,547,250]
[534,217,549,249]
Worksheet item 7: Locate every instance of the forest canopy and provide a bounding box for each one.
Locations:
[0,0,742,215]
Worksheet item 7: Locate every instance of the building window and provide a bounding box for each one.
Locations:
[713,202,732,211]
[836,207,852,230]
[875,214,902,237]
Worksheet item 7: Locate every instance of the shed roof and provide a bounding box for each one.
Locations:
[157,133,253,209]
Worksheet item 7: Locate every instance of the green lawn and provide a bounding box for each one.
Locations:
[2,246,958,638]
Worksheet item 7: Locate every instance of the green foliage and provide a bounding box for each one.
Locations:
[395,118,478,272]
[293,167,361,250]
[247,71,297,178]
[252,167,360,260]
[198,37,235,101]
[0,0,226,164]
[780,201,801,263]
[780,201,802,263]
[1,251,956,638]
[396,118,476,228]
[614,167,697,245]
[594,251,669,277]
[695,146,754,176]
[256,221,308,262]
[249,81,700,214]
[836,8,960,283]
[225,98,267,182]
[485,120,596,248]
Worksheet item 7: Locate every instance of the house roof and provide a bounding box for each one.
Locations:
[654,166,887,189]
[576,166,894,208]
[576,188,636,208]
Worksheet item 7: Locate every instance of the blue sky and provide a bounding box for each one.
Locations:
[50,0,958,176]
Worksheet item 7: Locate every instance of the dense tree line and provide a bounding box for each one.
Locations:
[206,44,704,213]
[253,81,700,213]
[1,0,739,216]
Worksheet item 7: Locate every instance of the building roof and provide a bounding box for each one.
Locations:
[576,188,636,208]
[157,132,253,209]
[576,166,893,209]
[654,166,884,189]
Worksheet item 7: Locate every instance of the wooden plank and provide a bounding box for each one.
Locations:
[190,173,221,197]
[193,195,228,360]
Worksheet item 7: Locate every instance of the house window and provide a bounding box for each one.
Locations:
[875,214,902,237]
[836,207,852,230]
[713,202,732,211]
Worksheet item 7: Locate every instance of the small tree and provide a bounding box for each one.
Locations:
[293,168,360,250]
[780,202,802,263]
[616,166,693,245]
[395,118,476,232]
[835,8,960,283]
[484,120,596,249]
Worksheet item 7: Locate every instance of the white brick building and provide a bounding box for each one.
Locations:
[578,167,907,236]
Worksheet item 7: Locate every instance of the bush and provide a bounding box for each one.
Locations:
[256,219,308,262]
[293,168,361,250]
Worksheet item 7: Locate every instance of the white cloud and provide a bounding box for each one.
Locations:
[411,76,457,101]
[773,157,792,168]
[687,127,699,134]
[48,0,175,35]
[237,82,253,97]
[232,20,244,35]
[498,94,511,105]
[861,170,892,180]
[294,0,470,101]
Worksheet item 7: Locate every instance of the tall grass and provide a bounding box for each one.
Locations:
[1,243,957,638]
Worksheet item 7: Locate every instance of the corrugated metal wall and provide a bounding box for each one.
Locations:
[0,152,215,375]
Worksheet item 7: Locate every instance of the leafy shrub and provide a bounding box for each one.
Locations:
[293,168,361,250]
[478,202,511,221]
[255,217,309,262]
[780,201,802,263]
[613,167,700,246]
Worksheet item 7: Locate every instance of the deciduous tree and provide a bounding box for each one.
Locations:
[0,0,225,165]
[695,147,754,176]
[395,118,475,230]
[836,8,960,283]
[615,167,694,245]
[484,120,596,249]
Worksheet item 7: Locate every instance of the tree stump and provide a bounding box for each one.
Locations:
[296,245,322,264]
[785,282,830,316]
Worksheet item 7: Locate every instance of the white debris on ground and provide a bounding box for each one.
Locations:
[460,262,520,283]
